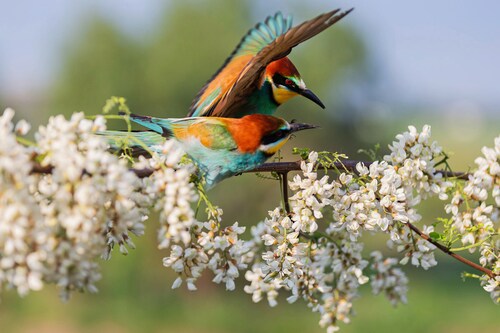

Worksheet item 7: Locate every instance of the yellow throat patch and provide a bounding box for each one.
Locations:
[262,137,289,155]
[273,87,298,105]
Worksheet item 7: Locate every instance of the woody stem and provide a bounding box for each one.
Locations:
[406,222,495,278]
[279,172,291,214]
[31,160,469,180]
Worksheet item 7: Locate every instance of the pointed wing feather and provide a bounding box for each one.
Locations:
[236,12,293,56]
[129,114,238,151]
[188,12,293,117]
[184,121,237,150]
[211,8,353,117]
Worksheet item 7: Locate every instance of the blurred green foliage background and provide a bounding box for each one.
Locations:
[0,0,498,332]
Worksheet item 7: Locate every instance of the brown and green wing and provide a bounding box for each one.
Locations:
[211,8,353,118]
[188,12,293,117]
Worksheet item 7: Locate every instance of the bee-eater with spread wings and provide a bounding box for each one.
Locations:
[188,8,353,118]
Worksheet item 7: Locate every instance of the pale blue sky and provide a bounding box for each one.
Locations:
[1,0,499,110]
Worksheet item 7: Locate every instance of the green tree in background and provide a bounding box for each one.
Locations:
[142,0,252,117]
[51,18,143,116]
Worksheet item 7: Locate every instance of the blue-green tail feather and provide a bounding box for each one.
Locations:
[118,112,174,138]
[97,130,166,156]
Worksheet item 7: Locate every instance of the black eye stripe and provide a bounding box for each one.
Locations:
[272,73,286,86]
[261,129,290,145]
[272,73,297,90]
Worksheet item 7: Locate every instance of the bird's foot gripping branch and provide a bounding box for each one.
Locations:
[0,107,498,332]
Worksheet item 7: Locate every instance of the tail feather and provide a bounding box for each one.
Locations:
[122,112,174,138]
[96,130,166,156]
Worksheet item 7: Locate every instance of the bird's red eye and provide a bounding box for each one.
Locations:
[285,79,294,86]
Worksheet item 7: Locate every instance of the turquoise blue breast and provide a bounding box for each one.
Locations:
[185,145,269,189]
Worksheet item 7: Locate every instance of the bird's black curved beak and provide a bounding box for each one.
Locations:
[289,122,319,133]
[299,89,325,109]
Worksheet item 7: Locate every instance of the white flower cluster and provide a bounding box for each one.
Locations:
[1,108,498,332]
[243,221,282,306]
[137,142,251,292]
[314,233,369,332]
[327,126,449,269]
[244,126,463,332]
[0,109,42,296]
[163,207,250,291]
[244,209,370,333]
[444,136,499,302]
[480,240,500,303]
[330,161,421,239]
[370,251,408,306]
[37,113,150,258]
[393,225,438,270]
[385,125,450,203]
[0,109,149,300]
[288,152,335,233]
[139,140,198,249]
[245,208,309,303]
[243,153,394,332]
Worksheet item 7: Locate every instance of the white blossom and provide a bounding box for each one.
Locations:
[0,109,43,296]
[162,202,251,291]
[370,251,408,306]
[444,136,498,260]
[142,140,198,250]
[0,110,149,299]
[0,108,498,333]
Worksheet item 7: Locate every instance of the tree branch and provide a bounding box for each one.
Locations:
[406,222,495,278]
[247,160,469,180]
[30,160,469,180]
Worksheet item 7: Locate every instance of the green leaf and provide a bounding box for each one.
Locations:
[292,147,310,160]
[429,232,442,240]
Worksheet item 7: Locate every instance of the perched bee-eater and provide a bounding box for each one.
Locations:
[103,114,317,189]
[188,8,352,118]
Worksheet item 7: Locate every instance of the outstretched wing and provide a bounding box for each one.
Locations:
[211,8,353,118]
[188,12,293,117]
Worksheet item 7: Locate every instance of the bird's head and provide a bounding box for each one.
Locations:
[227,114,318,157]
[264,57,325,109]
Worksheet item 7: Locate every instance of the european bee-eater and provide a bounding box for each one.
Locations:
[103,114,317,189]
[188,8,353,118]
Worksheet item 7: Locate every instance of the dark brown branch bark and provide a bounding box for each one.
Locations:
[406,222,495,278]
[30,164,53,174]
[247,160,469,180]
[30,160,469,180]
[279,172,290,214]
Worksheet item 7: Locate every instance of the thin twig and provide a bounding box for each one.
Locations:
[406,222,495,278]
